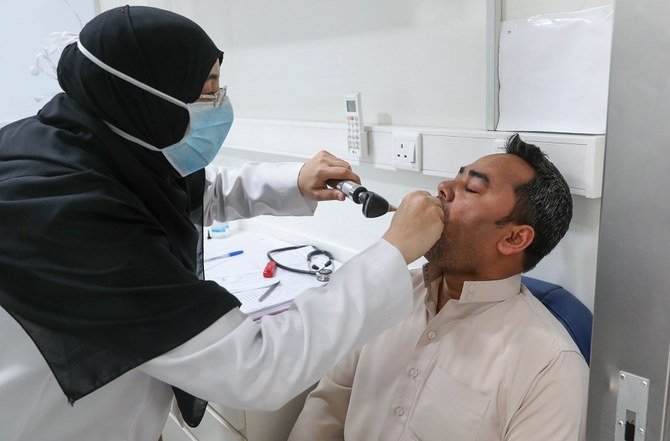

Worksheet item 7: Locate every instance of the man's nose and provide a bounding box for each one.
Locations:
[438,180,456,203]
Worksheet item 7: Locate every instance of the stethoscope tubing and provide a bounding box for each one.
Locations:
[267,245,317,275]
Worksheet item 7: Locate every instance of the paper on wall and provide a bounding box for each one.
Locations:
[497,6,614,134]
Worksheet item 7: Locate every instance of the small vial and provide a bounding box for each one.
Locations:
[209,221,230,238]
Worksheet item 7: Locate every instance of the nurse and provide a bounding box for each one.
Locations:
[0,6,443,441]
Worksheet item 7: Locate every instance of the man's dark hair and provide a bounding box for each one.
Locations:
[497,134,573,271]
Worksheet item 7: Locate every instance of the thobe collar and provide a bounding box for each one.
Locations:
[421,262,522,309]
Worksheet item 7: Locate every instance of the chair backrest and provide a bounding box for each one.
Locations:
[521,276,593,364]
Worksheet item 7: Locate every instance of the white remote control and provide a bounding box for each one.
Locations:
[345,92,367,157]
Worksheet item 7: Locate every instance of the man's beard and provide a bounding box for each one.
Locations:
[424,241,441,262]
[425,237,480,276]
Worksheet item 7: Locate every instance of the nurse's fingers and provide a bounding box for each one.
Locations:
[299,151,361,201]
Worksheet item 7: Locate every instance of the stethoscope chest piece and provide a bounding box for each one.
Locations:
[316,268,332,282]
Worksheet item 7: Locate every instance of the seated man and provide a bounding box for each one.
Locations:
[288,134,588,441]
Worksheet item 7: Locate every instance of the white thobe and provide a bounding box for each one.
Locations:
[289,266,589,441]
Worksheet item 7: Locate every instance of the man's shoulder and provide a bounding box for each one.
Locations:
[510,287,586,361]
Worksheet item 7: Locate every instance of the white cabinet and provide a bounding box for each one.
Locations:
[224,118,606,198]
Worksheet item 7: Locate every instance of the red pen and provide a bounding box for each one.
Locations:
[263,261,277,278]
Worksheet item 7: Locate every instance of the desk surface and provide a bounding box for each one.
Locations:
[204,230,335,318]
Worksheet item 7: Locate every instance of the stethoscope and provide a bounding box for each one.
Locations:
[267,245,335,282]
[264,181,394,282]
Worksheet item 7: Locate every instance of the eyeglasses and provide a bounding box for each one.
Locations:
[198,86,228,108]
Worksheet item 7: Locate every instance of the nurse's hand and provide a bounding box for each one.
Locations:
[298,151,361,201]
[383,191,444,264]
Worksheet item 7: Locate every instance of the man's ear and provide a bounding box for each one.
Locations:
[497,225,535,256]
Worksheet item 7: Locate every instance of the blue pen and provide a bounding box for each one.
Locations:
[204,250,244,262]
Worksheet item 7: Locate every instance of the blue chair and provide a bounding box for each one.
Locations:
[521,276,593,365]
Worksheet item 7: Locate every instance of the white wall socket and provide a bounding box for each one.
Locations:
[393,132,422,172]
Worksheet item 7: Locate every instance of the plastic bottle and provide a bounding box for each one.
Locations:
[209,220,230,238]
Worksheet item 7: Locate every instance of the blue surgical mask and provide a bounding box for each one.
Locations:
[77,41,233,176]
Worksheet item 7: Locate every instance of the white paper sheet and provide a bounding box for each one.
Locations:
[203,232,332,317]
[497,6,614,134]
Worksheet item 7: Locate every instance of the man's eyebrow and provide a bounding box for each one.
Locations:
[457,166,490,185]
[468,169,490,185]
[207,73,219,80]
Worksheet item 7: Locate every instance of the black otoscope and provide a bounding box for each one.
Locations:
[326,180,397,218]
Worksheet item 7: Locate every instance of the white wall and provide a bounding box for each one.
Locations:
[185,0,489,129]
[0,0,96,124]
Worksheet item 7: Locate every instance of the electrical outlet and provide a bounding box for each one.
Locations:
[393,132,422,172]
[397,141,415,162]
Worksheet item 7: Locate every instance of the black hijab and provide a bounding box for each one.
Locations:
[0,6,239,427]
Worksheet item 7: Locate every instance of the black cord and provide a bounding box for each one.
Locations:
[267,245,317,275]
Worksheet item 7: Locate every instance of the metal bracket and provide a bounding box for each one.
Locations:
[615,371,650,440]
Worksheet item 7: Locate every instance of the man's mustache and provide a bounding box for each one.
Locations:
[437,195,449,223]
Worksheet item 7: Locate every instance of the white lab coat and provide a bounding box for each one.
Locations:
[0,162,413,441]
